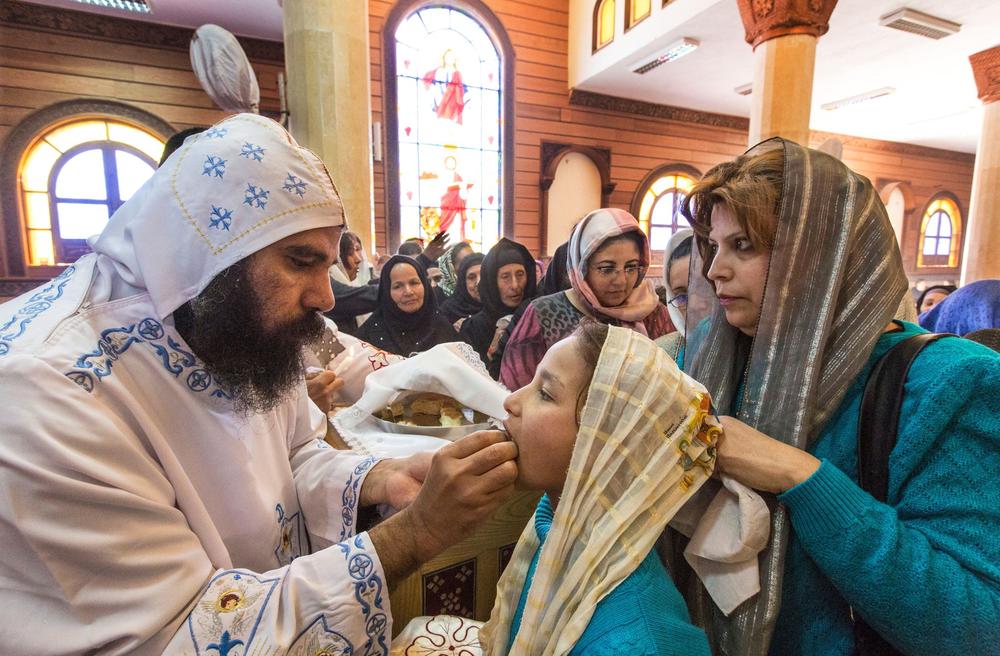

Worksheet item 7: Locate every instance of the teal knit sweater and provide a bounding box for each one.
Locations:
[508,495,710,656]
[770,322,1000,655]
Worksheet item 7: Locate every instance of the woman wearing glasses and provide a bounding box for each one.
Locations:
[655,228,693,362]
[499,208,674,390]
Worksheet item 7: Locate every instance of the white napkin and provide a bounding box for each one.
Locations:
[670,476,770,615]
[332,342,509,458]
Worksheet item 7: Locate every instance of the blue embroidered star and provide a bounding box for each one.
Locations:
[244,184,269,210]
[240,141,265,162]
[201,155,226,178]
[282,173,307,197]
[205,127,228,139]
[208,206,233,231]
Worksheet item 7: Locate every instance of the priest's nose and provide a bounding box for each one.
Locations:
[304,274,335,313]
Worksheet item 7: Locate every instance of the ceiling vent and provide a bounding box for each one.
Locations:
[821,87,895,111]
[631,38,699,74]
[72,0,152,14]
[879,8,960,40]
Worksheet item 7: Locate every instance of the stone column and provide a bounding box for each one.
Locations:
[737,0,838,147]
[961,44,1000,283]
[282,0,375,257]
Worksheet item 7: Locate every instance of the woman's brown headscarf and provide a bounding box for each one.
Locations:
[681,138,909,654]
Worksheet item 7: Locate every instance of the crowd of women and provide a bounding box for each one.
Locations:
[323,137,999,656]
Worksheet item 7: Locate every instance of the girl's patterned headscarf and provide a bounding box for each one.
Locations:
[480,326,720,655]
[682,138,909,654]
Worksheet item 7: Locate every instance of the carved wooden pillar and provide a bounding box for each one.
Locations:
[282,0,375,257]
[961,44,1000,283]
[737,0,838,147]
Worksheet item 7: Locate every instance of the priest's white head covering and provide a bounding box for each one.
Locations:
[89,113,345,319]
[190,24,261,114]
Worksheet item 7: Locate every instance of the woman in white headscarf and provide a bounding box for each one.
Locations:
[499,208,673,391]
[655,228,693,362]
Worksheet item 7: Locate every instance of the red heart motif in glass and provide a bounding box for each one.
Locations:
[404,127,411,136]
[488,195,495,205]
[406,191,413,200]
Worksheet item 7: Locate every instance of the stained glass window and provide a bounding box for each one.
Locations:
[626,0,651,29]
[19,119,163,266]
[918,196,961,268]
[594,0,616,50]
[394,7,503,254]
[636,172,695,252]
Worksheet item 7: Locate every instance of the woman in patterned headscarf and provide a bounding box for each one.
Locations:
[678,139,1000,656]
[499,208,673,391]
[436,241,474,297]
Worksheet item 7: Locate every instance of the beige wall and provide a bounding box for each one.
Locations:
[545,151,602,256]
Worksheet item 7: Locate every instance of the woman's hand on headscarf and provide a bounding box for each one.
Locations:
[716,416,820,494]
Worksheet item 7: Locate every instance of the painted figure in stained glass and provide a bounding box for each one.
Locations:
[422,49,467,125]
[439,156,472,240]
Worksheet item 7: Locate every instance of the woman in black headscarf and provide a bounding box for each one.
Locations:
[537,241,571,297]
[459,238,537,371]
[358,255,457,356]
[440,252,484,326]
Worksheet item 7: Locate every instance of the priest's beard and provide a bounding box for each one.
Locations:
[173,258,325,415]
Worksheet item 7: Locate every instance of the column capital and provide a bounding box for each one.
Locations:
[970,44,1000,105]
[736,0,838,49]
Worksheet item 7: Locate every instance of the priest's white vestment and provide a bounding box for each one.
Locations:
[0,114,391,655]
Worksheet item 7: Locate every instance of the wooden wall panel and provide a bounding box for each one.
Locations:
[0,0,975,286]
[0,6,283,285]
[369,1,973,282]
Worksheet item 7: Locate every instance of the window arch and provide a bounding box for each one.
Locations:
[631,165,699,254]
[16,118,164,267]
[625,0,651,30]
[917,195,961,268]
[593,0,616,51]
[383,1,514,254]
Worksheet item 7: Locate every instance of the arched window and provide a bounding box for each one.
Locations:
[593,0,616,51]
[625,0,651,30]
[386,3,512,254]
[918,196,961,268]
[632,168,698,253]
[18,119,164,266]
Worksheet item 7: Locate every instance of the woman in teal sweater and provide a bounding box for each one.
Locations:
[678,138,1000,655]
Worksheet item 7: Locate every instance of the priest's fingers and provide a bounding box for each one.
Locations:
[463,440,518,476]
[445,429,510,459]
[473,460,518,495]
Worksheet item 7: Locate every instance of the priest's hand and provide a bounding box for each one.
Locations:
[305,369,344,414]
[368,430,518,588]
[716,416,820,494]
[359,452,432,512]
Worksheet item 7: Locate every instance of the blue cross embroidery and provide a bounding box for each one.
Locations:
[205,127,228,139]
[240,142,265,162]
[282,173,307,197]
[202,155,226,178]
[244,184,269,210]
[206,631,244,656]
[208,206,233,231]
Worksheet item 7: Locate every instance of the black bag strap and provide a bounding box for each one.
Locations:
[853,332,951,655]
